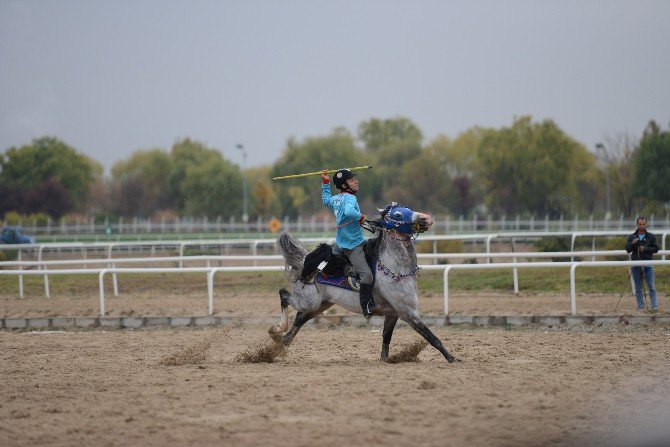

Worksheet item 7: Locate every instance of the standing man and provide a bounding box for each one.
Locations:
[321,168,376,318]
[625,216,659,312]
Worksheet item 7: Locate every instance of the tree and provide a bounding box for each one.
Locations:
[605,134,638,216]
[180,157,243,217]
[0,183,24,218]
[271,130,366,217]
[0,136,101,215]
[477,116,594,216]
[108,138,244,218]
[357,117,424,205]
[247,166,274,217]
[24,178,74,218]
[424,129,487,216]
[390,147,452,213]
[633,120,670,204]
[168,138,227,212]
[358,117,423,152]
[110,149,173,217]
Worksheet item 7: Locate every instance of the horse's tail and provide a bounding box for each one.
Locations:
[277,230,307,280]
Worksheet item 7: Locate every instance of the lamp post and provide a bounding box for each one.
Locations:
[236,144,248,223]
[595,143,611,217]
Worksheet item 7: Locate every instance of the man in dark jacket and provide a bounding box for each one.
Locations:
[625,216,659,312]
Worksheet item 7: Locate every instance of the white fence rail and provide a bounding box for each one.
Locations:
[7,213,670,236]
[5,250,670,299]
[3,230,670,264]
[2,257,668,317]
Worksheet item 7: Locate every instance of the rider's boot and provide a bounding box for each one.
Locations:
[359,283,376,318]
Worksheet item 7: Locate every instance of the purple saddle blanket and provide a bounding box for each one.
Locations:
[315,260,377,292]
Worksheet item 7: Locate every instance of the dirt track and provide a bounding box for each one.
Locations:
[2,323,670,447]
[2,275,669,446]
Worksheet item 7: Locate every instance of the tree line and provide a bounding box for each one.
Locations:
[1,116,669,223]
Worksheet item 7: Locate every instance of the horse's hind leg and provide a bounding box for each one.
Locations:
[405,314,460,363]
[268,288,292,335]
[381,315,398,362]
[281,302,333,346]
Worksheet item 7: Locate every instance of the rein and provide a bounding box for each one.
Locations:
[335,220,358,229]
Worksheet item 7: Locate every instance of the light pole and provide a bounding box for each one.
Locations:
[595,143,611,217]
[236,144,248,223]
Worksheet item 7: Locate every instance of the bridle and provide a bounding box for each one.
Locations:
[362,202,430,241]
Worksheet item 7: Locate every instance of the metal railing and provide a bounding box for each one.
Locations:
[5,213,670,238]
[3,258,667,317]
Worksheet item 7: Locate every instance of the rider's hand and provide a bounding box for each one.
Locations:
[321,169,330,184]
[359,214,366,224]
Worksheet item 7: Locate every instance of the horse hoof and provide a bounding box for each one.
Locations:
[268,332,284,343]
[448,356,462,363]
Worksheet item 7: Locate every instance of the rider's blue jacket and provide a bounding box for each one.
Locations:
[322,183,365,250]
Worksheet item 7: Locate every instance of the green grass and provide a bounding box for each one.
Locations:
[418,266,670,294]
[2,266,667,296]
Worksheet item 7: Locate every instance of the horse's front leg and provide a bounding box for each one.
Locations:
[281,302,333,345]
[404,313,460,363]
[381,315,398,362]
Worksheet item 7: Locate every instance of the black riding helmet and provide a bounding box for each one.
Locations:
[333,168,357,191]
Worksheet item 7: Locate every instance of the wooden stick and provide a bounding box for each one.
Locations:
[272,165,372,181]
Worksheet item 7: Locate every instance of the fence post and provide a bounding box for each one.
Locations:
[18,250,24,299]
[99,270,107,317]
[570,263,578,315]
[443,266,452,315]
[208,269,215,315]
[512,238,519,294]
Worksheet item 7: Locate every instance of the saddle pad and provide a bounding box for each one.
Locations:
[315,260,377,292]
[315,273,354,291]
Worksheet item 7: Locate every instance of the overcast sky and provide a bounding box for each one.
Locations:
[1,0,669,174]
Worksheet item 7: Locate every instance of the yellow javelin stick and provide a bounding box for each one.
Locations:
[272,165,373,181]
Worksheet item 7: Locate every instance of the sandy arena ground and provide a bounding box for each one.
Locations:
[2,324,670,447]
[2,272,670,446]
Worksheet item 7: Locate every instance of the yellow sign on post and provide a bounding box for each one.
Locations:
[268,218,282,233]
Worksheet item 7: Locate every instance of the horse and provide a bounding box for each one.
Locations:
[269,203,459,363]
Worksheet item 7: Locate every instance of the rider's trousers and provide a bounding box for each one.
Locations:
[343,243,373,285]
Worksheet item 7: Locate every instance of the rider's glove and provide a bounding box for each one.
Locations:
[359,214,366,224]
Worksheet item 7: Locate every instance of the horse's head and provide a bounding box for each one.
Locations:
[377,202,433,235]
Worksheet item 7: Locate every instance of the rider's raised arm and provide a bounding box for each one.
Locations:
[321,171,333,208]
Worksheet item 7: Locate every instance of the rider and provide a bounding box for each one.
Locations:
[321,168,376,318]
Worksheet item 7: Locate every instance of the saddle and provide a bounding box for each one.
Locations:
[300,236,380,292]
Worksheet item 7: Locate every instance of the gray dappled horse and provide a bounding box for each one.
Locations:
[270,203,459,363]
